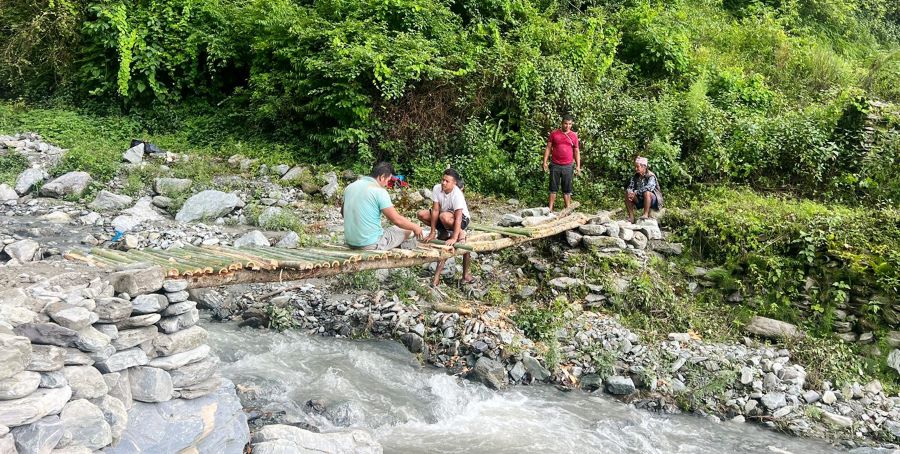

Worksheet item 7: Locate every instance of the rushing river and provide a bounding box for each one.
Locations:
[205,319,843,453]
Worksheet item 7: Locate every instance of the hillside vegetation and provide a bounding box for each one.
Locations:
[2,0,899,202]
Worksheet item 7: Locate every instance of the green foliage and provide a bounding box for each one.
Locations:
[513,295,569,342]
[334,270,380,291]
[0,152,29,185]
[265,303,299,331]
[793,335,872,388]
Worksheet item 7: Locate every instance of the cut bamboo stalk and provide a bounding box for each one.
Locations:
[112,250,184,276]
[141,249,213,275]
[182,245,245,271]
[204,246,274,270]
[426,239,474,252]
[174,247,238,273]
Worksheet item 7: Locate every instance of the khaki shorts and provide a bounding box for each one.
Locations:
[352,226,416,251]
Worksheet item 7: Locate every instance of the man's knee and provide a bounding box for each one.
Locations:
[438,212,455,227]
[416,210,430,222]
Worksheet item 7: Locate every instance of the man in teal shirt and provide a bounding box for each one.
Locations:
[343,162,424,250]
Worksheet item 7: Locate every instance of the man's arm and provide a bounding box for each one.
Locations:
[543,141,552,172]
[382,207,424,239]
[574,145,581,175]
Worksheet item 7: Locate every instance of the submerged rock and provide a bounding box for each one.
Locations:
[251,424,381,454]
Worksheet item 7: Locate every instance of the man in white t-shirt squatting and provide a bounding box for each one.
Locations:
[417,169,474,286]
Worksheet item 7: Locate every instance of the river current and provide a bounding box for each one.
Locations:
[206,319,843,453]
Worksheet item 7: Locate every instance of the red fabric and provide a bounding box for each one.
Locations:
[548,129,579,165]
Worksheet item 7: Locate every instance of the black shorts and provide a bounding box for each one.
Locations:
[635,192,659,210]
[549,163,574,195]
[437,215,470,240]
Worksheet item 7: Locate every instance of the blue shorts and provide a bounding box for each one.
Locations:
[635,192,659,210]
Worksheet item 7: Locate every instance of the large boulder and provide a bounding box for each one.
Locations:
[111,197,165,232]
[175,190,244,223]
[105,379,248,453]
[582,235,626,250]
[0,386,71,427]
[39,171,92,198]
[472,357,508,390]
[605,375,636,395]
[233,230,269,248]
[14,168,48,196]
[744,316,803,340]
[251,424,381,454]
[88,191,133,211]
[0,333,31,380]
[59,399,112,450]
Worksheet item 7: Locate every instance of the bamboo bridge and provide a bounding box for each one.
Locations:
[64,209,588,289]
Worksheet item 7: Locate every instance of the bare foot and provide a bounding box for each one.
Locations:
[461,275,476,284]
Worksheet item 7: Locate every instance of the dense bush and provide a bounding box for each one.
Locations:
[1,0,898,202]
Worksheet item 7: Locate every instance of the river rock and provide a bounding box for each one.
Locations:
[169,356,218,388]
[0,371,40,400]
[105,378,248,453]
[148,345,210,370]
[64,348,94,366]
[399,333,424,354]
[521,215,554,227]
[115,314,161,330]
[0,303,38,327]
[473,357,508,390]
[0,386,71,427]
[14,168,48,195]
[130,294,169,315]
[498,214,523,227]
[629,231,648,250]
[582,235,626,250]
[94,324,118,340]
[153,325,208,357]
[174,376,221,399]
[123,143,144,163]
[105,370,132,410]
[888,349,900,375]
[27,345,66,372]
[0,333,31,380]
[112,326,158,351]
[0,184,18,201]
[46,303,97,331]
[275,232,300,248]
[129,367,172,403]
[578,224,607,236]
[620,228,634,241]
[40,371,67,389]
[175,190,244,223]
[60,398,112,450]
[39,171,92,198]
[549,277,582,289]
[62,366,108,400]
[153,178,192,196]
[522,355,551,381]
[648,240,683,256]
[108,267,165,296]
[74,326,111,352]
[158,308,200,334]
[94,297,133,323]
[565,230,583,247]
[234,230,269,248]
[822,411,853,428]
[166,291,189,303]
[744,316,803,340]
[163,280,188,293]
[160,301,195,317]
[635,218,662,240]
[95,348,149,373]
[605,375,635,395]
[90,394,127,445]
[88,191,133,211]
[251,424,381,454]
[581,374,603,391]
[14,323,77,348]
[11,414,64,454]
[5,239,40,262]
[761,392,787,410]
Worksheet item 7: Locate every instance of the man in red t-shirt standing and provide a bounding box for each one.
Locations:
[542,114,581,212]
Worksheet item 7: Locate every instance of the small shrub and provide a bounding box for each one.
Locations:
[265,304,298,331]
[0,152,28,185]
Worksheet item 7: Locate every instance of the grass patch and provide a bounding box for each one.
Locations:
[334,270,379,291]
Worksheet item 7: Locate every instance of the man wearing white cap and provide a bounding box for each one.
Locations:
[625,156,664,223]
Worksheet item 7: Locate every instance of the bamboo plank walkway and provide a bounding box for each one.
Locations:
[65,211,588,289]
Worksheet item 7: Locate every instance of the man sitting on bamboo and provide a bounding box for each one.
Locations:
[418,169,474,285]
[343,162,424,250]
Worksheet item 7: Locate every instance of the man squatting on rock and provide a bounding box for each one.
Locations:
[543,114,581,212]
[418,168,474,286]
[342,162,425,250]
[625,156,665,223]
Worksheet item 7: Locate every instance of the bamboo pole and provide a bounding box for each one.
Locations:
[204,246,274,270]
[182,245,245,271]
[141,249,212,275]
[470,224,532,237]
[174,247,240,273]
[244,247,339,268]
[107,249,183,276]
